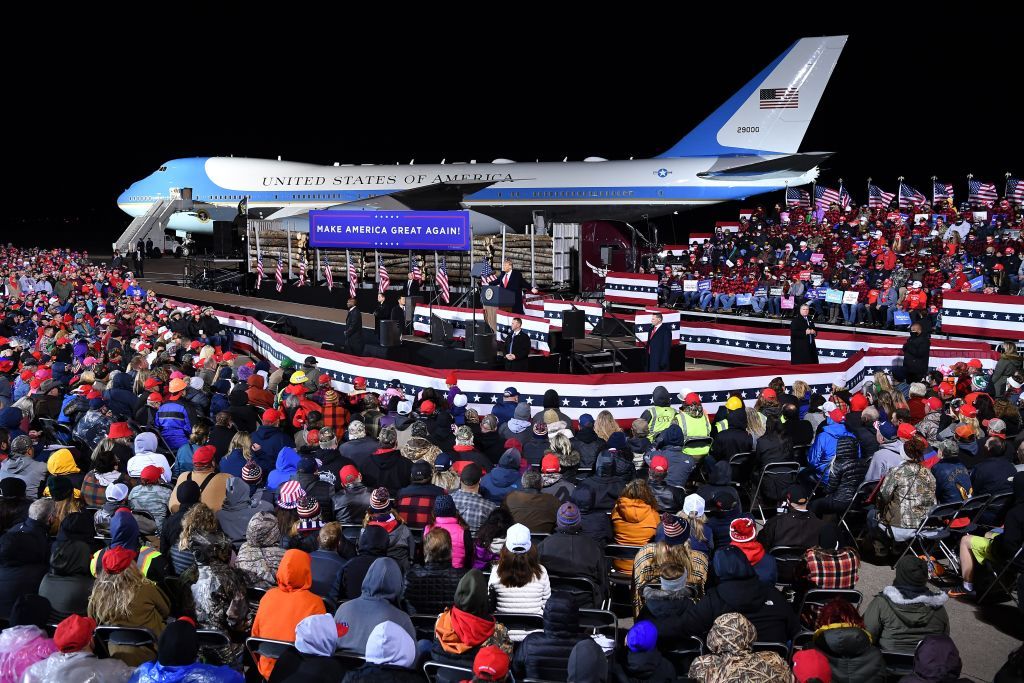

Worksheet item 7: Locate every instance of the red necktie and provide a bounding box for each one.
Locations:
[503,273,509,287]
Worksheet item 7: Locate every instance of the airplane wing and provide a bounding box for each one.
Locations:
[696,152,833,180]
[261,181,498,221]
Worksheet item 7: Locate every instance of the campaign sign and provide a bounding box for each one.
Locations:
[825,289,844,304]
[697,279,712,292]
[809,253,824,264]
[769,287,784,297]
[968,275,984,292]
[842,290,860,305]
[683,280,698,292]
[781,295,795,310]
[893,311,912,326]
[737,294,752,306]
[754,287,767,297]
[799,270,811,281]
[309,210,471,251]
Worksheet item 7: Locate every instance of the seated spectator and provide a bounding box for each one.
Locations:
[688,612,791,682]
[126,432,171,484]
[708,398,754,470]
[269,613,345,682]
[425,495,472,569]
[39,513,96,620]
[866,421,908,482]
[480,449,523,504]
[800,524,860,625]
[696,460,742,513]
[431,570,512,681]
[451,464,498,535]
[359,425,412,496]
[291,457,336,523]
[931,438,972,504]
[611,479,661,572]
[3,497,51,567]
[645,423,697,488]
[405,527,467,616]
[646,456,685,512]
[571,413,607,468]
[22,614,134,683]
[189,534,249,666]
[682,493,713,554]
[236,511,287,590]
[864,555,950,652]
[576,449,628,511]
[633,515,708,617]
[365,496,416,573]
[340,524,390,600]
[949,471,1023,599]
[812,597,885,683]
[471,507,514,571]
[536,502,606,604]
[88,546,171,666]
[95,483,156,537]
[611,620,676,683]
[754,415,796,506]
[568,637,609,683]
[637,562,697,649]
[900,635,974,683]
[792,649,834,683]
[128,616,243,682]
[216,476,264,546]
[46,448,84,491]
[1,436,48,501]
[0,594,57,682]
[127,465,172,531]
[333,465,372,523]
[172,423,208,479]
[729,517,777,585]
[0,478,31,533]
[540,453,576,502]
[704,490,743,550]
[572,485,615,547]
[0,531,48,621]
[80,448,128,509]
[91,509,170,586]
[395,460,444,528]
[309,522,349,603]
[873,436,936,544]
[341,620,420,683]
[512,592,587,681]
[159,479,200,555]
[761,483,827,551]
[487,524,551,632]
[681,546,798,644]
[335,557,415,657]
[503,470,560,533]
[971,437,1016,499]
[168,502,222,576]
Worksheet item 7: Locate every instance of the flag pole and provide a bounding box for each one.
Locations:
[897,176,904,211]
[867,177,871,212]
[1006,172,1013,202]
[838,177,844,211]
[966,173,973,211]
[931,175,937,206]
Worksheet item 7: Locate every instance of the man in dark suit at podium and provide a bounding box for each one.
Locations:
[645,312,672,372]
[499,258,525,314]
[504,317,531,372]
[345,297,364,356]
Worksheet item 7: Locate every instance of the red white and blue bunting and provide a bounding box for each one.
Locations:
[604,271,660,305]
[940,293,1024,340]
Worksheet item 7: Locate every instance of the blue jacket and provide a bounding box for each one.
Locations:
[251,425,289,473]
[209,393,231,420]
[491,402,516,425]
[127,660,243,682]
[931,459,972,504]
[807,418,855,484]
[174,443,197,479]
[267,446,301,491]
[155,400,192,450]
[219,448,246,479]
[480,466,522,504]
[104,373,140,419]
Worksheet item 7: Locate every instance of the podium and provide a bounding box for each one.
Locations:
[481,285,517,333]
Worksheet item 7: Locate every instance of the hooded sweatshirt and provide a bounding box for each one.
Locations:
[611,497,660,571]
[0,455,48,501]
[340,525,390,600]
[236,512,288,590]
[334,557,415,657]
[688,612,792,682]
[479,450,522,503]
[273,613,346,682]
[252,549,327,679]
[812,624,885,683]
[900,634,973,683]
[216,476,261,544]
[267,447,301,491]
[38,540,95,618]
[645,423,697,487]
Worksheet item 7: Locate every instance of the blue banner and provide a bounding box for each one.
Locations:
[736,294,752,306]
[697,279,712,292]
[753,287,767,297]
[968,275,984,292]
[308,210,471,250]
[893,311,912,326]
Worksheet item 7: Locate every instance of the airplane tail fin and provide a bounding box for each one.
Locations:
[659,35,848,158]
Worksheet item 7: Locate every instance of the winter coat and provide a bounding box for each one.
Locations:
[820,437,870,506]
[992,352,1023,398]
[648,479,685,512]
[339,436,381,468]
[915,412,943,447]
[251,551,327,679]
[931,458,972,504]
[38,540,95,619]
[639,584,698,649]
[22,651,133,683]
[536,528,606,597]
[611,648,677,683]
[575,471,626,512]
[688,612,792,683]
[154,399,191,450]
[334,558,416,656]
[0,456,48,500]
[573,486,615,547]
[88,577,169,666]
[480,464,522,504]
[0,536,47,621]
[340,526,391,601]
[487,564,551,617]
[971,456,1017,498]
[216,477,264,544]
[309,549,346,603]
[808,418,858,484]
[753,432,797,502]
[236,512,288,590]
[572,428,606,468]
[877,461,936,530]
[900,634,973,683]
[424,517,472,569]
[504,489,561,533]
[333,483,372,523]
[540,473,575,504]
[512,593,587,681]
[404,562,467,616]
[902,332,931,381]
[267,446,301,491]
[0,625,57,683]
[192,559,250,637]
[611,497,660,571]
[863,586,950,652]
[293,471,336,522]
[813,625,886,683]
[757,508,826,554]
[359,448,413,496]
[250,425,291,473]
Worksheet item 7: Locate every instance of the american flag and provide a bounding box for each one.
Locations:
[759,87,799,109]
[969,179,998,207]
[899,183,927,210]
[1006,177,1024,204]
[378,260,390,292]
[815,185,840,209]
[275,256,283,292]
[933,181,954,203]
[479,260,500,285]
[347,251,357,298]
[868,184,896,210]
[436,256,450,303]
[298,253,307,287]
[409,254,422,283]
[838,184,852,210]
[256,252,264,289]
[323,257,333,292]
[786,187,810,209]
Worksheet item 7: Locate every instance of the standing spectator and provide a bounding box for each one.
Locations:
[992,342,1023,398]
[790,303,818,364]
[902,322,931,383]
[808,407,858,486]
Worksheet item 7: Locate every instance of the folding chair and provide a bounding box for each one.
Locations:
[974,491,1013,530]
[94,625,157,650]
[792,444,810,466]
[494,612,544,634]
[549,574,606,609]
[791,630,815,652]
[530,532,551,548]
[891,500,964,567]
[579,607,619,645]
[423,661,474,683]
[799,588,863,615]
[246,586,268,612]
[880,649,915,678]
[605,544,643,614]
[938,494,990,573]
[768,546,806,593]
[978,545,1024,604]
[331,652,366,673]
[666,636,705,677]
[410,614,438,641]
[195,629,232,650]
[727,451,754,484]
[340,524,363,544]
[245,636,293,664]
[750,461,801,523]
[837,479,879,541]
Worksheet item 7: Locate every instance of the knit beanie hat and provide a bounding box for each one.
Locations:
[241,461,263,484]
[157,618,199,667]
[433,494,457,518]
[626,620,658,653]
[369,486,391,512]
[894,555,928,588]
[176,480,202,507]
[658,514,691,546]
[729,517,757,543]
[297,496,320,519]
[556,502,581,529]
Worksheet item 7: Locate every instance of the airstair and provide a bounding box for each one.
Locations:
[113,188,195,253]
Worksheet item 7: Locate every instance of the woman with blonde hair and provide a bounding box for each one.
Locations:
[218,430,252,478]
[745,407,766,446]
[547,432,581,473]
[171,503,221,575]
[173,422,210,478]
[872,371,894,398]
[87,547,170,665]
[791,380,811,418]
[611,480,661,573]
[594,410,621,442]
[632,513,709,616]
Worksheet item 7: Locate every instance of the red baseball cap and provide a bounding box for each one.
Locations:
[959,404,977,419]
[967,359,982,369]
[938,383,955,398]
[504,438,523,453]
[192,445,216,467]
[849,394,868,412]
[473,646,510,682]
[897,423,918,440]
[683,392,701,406]
[420,400,436,415]
[541,454,561,473]
[761,388,777,400]
[793,648,833,683]
[140,465,163,483]
[925,396,943,413]
[262,408,282,423]
[147,392,163,404]
[650,455,669,473]
[340,465,361,485]
[828,408,846,423]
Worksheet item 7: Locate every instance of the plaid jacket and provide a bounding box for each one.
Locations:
[396,493,438,528]
[451,489,498,534]
[802,546,859,589]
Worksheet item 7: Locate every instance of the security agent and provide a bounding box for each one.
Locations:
[503,317,531,372]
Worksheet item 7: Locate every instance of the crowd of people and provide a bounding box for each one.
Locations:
[654,201,1023,329]
[0,245,1020,682]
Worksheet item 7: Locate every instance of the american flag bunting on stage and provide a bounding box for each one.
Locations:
[968,179,998,206]
[346,251,357,299]
[1007,177,1024,204]
[786,188,811,209]
[604,271,660,305]
[275,256,283,292]
[868,184,895,209]
[298,253,307,287]
[256,253,264,289]
[409,255,422,283]
[324,257,333,292]
[479,260,499,286]
[759,87,799,109]
[815,185,840,209]
[933,181,954,203]
[899,183,927,209]
[436,256,450,303]
[940,293,1024,340]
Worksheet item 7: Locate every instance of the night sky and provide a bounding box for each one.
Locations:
[11,20,1019,251]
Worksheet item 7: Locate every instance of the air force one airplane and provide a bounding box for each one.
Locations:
[117,36,847,237]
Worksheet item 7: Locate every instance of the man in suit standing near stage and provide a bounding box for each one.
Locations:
[790,303,818,364]
[504,317,531,372]
[391,295,407,332]
[499,258,525,314]
[646,312,672,372]
[345,297,364,356]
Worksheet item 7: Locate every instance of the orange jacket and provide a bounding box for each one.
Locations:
[611,497,660,572]
[251,549,327,678]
